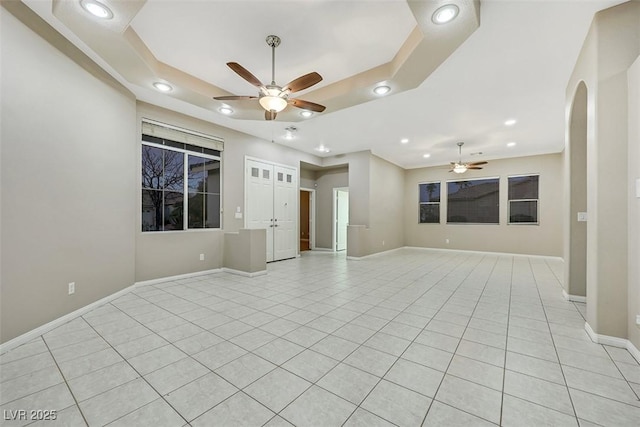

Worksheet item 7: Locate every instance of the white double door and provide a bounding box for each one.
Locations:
[246,159,297,262]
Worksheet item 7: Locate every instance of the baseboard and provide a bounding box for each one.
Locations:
[0,284,136,355]
[404,246,563,261]
[312,247,333,252]
[222,268,267,277]
[562,289,587,303]
[1,268,226,354]
[347,247,405,260]
[627,340,640,365]
[584,322,629,347]
[585,322,640,364]
[134,268,222,287]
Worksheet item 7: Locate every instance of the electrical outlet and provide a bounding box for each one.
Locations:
[199,253,205,261]
[68,282,75,295]
[636,315,640,326]
[382,240,385,246]
[446,239,450,244]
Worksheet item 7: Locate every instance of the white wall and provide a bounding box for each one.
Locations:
[404,153,564,256]
[1,7,137,342]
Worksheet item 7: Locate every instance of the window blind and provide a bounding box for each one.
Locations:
[142,119,224,152]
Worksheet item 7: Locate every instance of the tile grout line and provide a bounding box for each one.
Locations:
[38,335,90,427]
[498,256,515,426]
[263,251,471,426]
[418,253,502,426]
[527,257,581,424]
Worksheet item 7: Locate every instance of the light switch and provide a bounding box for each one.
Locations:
[636,178,640,198]
[577,212,588,222]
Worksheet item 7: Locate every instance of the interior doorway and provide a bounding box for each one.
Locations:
[333,188,349,252]
[300,189,315,251]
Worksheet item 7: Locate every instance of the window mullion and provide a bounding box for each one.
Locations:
[184,154,189,230]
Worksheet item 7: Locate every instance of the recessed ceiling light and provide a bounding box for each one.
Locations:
[315,145,330,153]
[300,111,313,118]
[219,106,233,115]
[80,0,113,19]
[153,82,172,93]
[373,85,391,95]
[401,138,409,144]
[507,142,517,147]
[423,153,431,158]
[432,4,459,25]
[504,119,517,126]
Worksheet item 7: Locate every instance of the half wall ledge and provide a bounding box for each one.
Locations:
[223,229,267,276]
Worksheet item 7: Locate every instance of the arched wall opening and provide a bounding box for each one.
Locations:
[565,81,588,300]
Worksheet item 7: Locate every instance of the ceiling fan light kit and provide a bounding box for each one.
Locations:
[214,35,326,120]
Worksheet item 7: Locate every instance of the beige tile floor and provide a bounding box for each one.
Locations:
[1,249,640,426]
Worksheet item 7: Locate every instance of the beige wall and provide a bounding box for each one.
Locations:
[315,168,349,249]
[1,7,137,342]
[566,1,639,339]
[367,155,405,254]
[404,154,563,256]
[300,169,316,190]
[565,81,588,297]
[628,56,640,350]
[135,103,321,281]
[224,229,266,274]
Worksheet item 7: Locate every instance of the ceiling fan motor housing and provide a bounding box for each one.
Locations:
[266,35,281,48]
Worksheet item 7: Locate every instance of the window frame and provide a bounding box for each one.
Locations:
[507,174,540,225]
[446,176,500,225]
[141,140,222,233]
[418,181,441,224]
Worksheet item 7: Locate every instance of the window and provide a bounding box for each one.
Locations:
[141,133,221,232]
[419,182,441,223]
[447,178,499,224]
[508,175,539,224]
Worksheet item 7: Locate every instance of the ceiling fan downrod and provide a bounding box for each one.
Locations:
[266,35,281,85]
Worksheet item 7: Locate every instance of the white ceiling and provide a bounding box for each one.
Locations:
[130,0,416,97]
[24,0,625,169]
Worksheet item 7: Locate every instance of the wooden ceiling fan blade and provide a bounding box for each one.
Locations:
[213,96,257,101]
[467,166,483,170]
[283,72,322,93]
[289,98,326,112]
[227,62,263,87]
[467,161,488,166]
[265,110,277,121]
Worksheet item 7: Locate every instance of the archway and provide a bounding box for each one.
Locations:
[564,81,588,301]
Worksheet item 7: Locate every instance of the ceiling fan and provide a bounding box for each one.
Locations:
[214,35,326,121]
[449,142,487,173]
